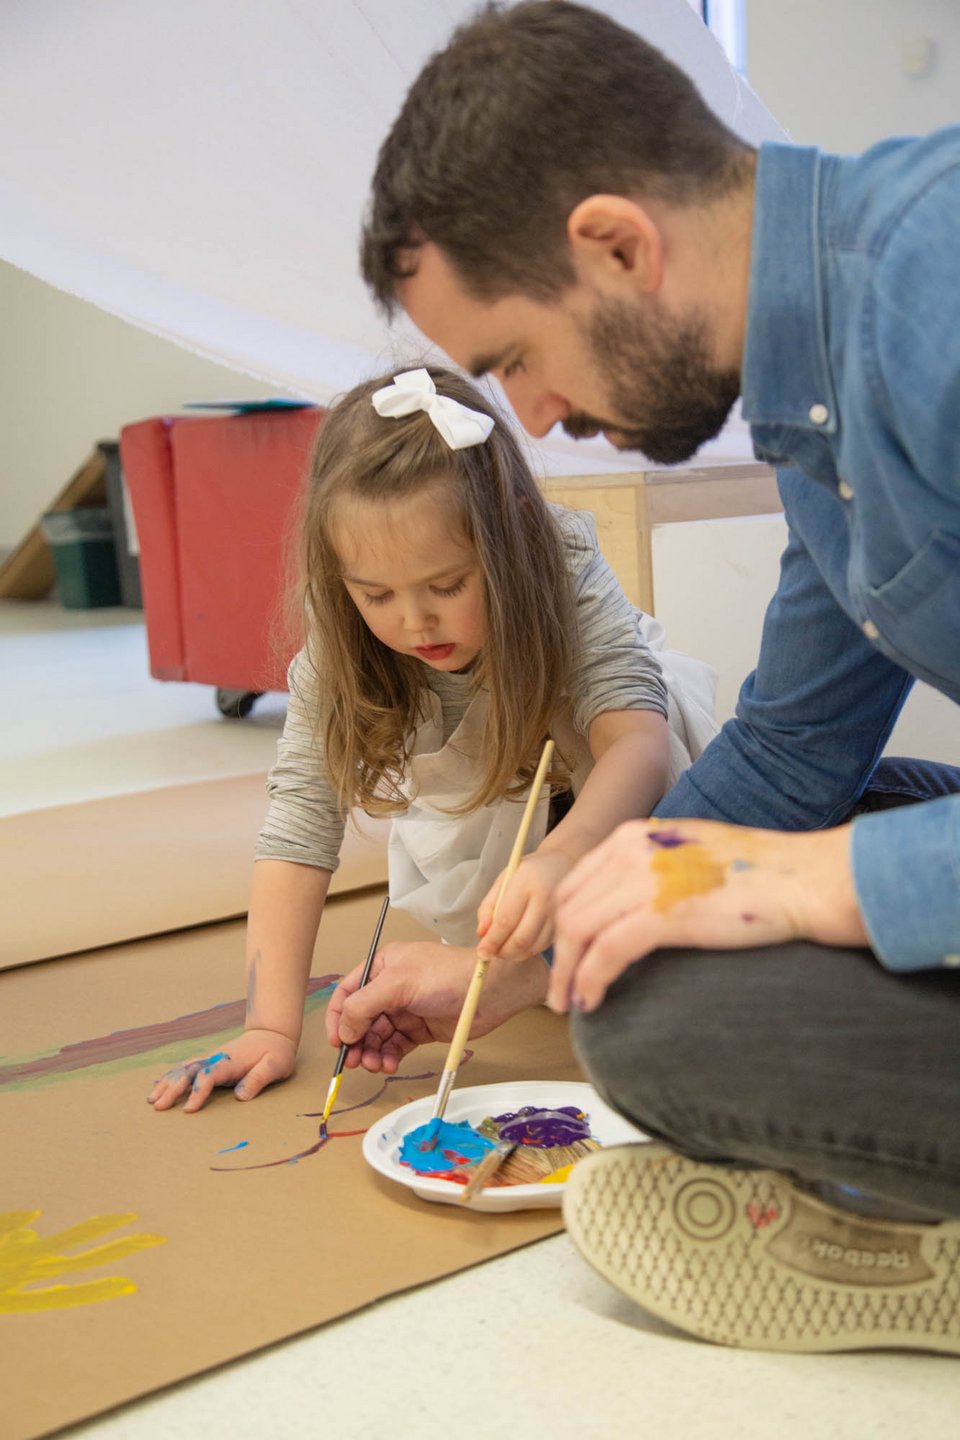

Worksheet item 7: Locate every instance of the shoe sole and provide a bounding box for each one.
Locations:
[563,1143,960,1353]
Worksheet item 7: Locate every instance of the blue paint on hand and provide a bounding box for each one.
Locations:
[202,1051,230,1072]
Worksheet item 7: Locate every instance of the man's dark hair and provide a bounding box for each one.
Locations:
[361,0,752,315]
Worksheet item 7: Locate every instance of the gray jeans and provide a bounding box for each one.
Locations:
[571,757,960,1221]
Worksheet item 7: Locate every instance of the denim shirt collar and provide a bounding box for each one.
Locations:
[741,144,839,438]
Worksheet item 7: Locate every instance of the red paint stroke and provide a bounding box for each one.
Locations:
[0,975,341,1087]
[211,1124,367,1173]
[211,1053,475,1174]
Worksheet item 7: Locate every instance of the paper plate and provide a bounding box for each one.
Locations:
[362,1080,649,1212]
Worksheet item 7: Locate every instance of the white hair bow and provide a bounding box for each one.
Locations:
[370,368,495,450]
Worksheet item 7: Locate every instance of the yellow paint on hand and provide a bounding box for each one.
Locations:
[0,1208,166,1314]
[651,842,726,913]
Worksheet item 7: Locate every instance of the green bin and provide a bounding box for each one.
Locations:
[40,508,122,609]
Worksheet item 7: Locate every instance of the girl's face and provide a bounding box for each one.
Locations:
[333,487,486,672]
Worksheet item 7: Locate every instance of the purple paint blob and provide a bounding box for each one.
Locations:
[399,1119,495,1176]
[493,1105,592,1147]
[646,829,689,849]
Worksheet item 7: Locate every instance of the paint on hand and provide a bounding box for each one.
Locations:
[398,1119,496,1177]
[645,828,689,849]
[650,839,726,913]
[0,1209,165,1314]
[202,1052,230,1072]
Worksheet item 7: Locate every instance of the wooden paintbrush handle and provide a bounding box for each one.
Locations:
[439,739,554,1079]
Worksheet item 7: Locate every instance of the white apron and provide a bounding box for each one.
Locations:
[387,690,552,947]
[387,621,718,948]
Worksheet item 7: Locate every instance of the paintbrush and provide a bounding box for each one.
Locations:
[422,738,555,1150]
[456,1139,518,1203]
[319,893,390,1126]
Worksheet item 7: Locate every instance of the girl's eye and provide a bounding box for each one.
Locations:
[432,579,466,598]
[363,591,391,606]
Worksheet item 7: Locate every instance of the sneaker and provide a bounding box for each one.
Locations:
[563,1143,960,1354]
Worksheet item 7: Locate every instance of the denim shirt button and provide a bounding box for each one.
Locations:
[808,402,830,425]
[862,619,880,640]
[838,479,854,500]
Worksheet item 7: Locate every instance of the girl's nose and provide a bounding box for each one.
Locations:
[403,599,437,636]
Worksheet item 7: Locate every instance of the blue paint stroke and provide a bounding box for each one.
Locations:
[399,1118,495,1176]
[217,1140,250,1154]
[730,858,755,872]
[202,1051,230,1072]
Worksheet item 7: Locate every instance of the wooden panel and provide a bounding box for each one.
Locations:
[543,461,779,615]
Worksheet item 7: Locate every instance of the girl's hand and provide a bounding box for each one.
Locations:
[147,1029,297,1112]
[476,851,575,961]
[326,941,548,1073]
[548,818,867,1014]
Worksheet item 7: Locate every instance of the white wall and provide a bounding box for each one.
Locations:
[0,261,286,548]
[746,0,960,152]
[653,516,960,766]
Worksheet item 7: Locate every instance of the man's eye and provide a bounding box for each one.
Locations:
[502,357,525,379]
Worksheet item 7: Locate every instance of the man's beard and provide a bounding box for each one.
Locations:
[566,295,741,465]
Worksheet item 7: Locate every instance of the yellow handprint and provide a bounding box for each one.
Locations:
[0,1209,166,1314]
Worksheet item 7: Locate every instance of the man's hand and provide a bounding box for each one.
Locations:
[476,851,575,961]
[147,1029,297,1112]
[549,817,868,1014]
[326,940,549,1073]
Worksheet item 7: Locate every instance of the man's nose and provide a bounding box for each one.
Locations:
[503,379,569,439]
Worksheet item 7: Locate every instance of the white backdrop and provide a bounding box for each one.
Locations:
[0,0,784,477]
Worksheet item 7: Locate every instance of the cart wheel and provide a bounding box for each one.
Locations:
[216,688,262,719]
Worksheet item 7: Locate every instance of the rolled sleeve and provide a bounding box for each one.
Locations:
[851,795,960,971]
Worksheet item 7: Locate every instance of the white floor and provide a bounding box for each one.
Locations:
[4,599,959,1440]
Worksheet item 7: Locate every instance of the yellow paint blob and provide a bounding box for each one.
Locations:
[0,1208,166,1314]
[651,842,726,913]
[537,1163,575,1185]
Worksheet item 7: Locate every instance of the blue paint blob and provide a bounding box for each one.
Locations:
[217,1140,250,1154]
[202,1051,230,1072]
[730,858,755,872]
[399,1119,495,1176]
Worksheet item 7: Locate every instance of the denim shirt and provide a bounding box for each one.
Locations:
[657,132,960,971]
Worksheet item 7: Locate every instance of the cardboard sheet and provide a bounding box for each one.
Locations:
[1,889,584,1439]
[1,774,389,968]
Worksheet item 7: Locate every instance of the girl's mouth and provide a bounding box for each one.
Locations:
[415,643,455,661]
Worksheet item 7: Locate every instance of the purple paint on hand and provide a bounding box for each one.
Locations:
[646,829,688,849]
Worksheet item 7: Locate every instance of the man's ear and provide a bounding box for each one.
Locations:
[567,195,663,293]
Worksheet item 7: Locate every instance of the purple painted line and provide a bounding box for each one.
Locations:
[0,974,341,1087]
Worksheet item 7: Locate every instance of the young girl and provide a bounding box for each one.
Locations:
[149,366,716,1111]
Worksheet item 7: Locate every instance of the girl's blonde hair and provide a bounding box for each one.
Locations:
[299,366,576,815]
